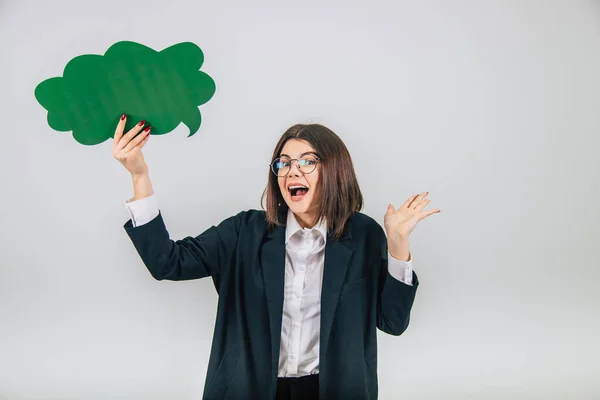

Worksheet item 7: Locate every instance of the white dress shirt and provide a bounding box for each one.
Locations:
[124,195,414,378]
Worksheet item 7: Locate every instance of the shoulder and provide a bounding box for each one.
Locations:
[221,209,267,229]
[212,209,267,238]
[349,212,388,257]
[238,209,267,224]
[349,211,385,238]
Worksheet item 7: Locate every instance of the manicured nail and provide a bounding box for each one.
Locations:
[121,113,126,121]
[144,126,151,132]
[138,120,146,126]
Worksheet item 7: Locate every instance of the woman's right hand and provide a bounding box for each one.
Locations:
[112,114,151,177]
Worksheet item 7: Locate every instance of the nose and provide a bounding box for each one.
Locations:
[287,160,301,176]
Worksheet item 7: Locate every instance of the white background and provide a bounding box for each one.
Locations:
[1,0,599,398]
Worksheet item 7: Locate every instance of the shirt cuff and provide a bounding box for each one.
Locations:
[124,194,160,227]
[387,251,413,286]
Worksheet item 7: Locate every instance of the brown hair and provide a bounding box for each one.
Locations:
[260,124,363,240]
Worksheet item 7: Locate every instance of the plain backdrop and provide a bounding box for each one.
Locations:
[1,0,599,399]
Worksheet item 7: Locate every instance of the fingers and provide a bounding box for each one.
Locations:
[419,208,441,220]
[117,119,147,150]
[123,126,151,153]
[390,193,422,213]
[113,113,127,147]
[414,199,430,212]
[408,192,428,208]
[402,193,420,209]
[392,192,438,214]
[139,132,150,149]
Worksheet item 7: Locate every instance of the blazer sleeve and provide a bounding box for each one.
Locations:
[374,223,419,336]
[123,210,242,282]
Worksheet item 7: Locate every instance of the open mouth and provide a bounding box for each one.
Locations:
[288,185,309,200]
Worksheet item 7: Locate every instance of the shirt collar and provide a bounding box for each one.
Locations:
[285,208,328,244]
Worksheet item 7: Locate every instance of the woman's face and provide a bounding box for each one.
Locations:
[276,139,321,228]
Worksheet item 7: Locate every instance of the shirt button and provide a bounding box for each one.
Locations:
[292,322,300,328]
[295,292,301,298]
[290,354,296,360]
[299,265,306,271]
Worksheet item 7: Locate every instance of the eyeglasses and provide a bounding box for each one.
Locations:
[270,154,320,176]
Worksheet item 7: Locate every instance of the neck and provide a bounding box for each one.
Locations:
[294,212,316,229]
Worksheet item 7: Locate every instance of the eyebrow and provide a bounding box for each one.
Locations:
[279,151,318,158]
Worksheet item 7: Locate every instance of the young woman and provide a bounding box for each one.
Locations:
[113,116,440,400]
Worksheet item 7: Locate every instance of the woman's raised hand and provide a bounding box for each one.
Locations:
[112,114,151,177]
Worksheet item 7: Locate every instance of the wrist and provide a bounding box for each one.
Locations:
[387,230,409,243]
[131,172,154,201]
[131,171,149,182]
[388,237,411,262]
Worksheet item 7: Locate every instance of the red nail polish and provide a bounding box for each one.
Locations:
[144,126,151,132]
[138,120,146,126]
[121,113,126,121]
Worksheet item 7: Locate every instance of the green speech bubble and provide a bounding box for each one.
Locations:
[35,41,216,145]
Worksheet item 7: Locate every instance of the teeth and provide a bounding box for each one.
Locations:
[288,185,307,190]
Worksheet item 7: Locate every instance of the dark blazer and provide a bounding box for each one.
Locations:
[124,209,419,399]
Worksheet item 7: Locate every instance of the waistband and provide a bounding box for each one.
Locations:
[277,373,319,382]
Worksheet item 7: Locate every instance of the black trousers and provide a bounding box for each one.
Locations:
[275,373,319,399]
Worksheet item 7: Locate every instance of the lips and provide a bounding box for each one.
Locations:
[288,185,308,196]
[286,184,309,202]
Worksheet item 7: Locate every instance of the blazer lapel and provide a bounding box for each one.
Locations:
[261,224,286,378]
[320,228,354,360]
[260,213,355,375]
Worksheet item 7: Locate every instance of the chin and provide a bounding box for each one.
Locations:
[285,196,313,215]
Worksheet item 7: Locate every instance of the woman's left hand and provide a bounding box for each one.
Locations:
[384,192,440,260]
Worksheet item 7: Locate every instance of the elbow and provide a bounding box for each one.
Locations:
[147,265,169,281]
[144,257,174,281]
[143,251,185,281]
[149,271,167,281]
[377,314,410,336]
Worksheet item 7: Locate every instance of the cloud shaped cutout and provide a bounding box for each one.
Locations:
[35,41,216,145]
